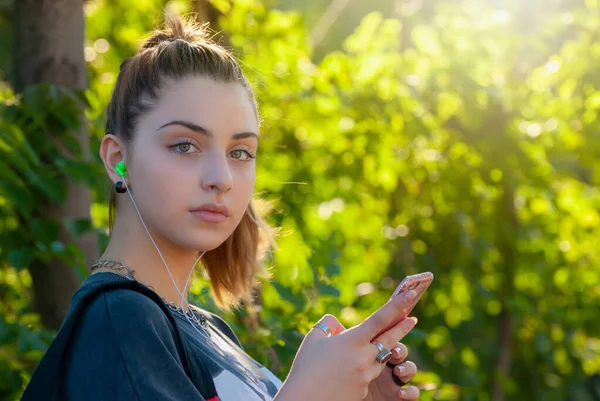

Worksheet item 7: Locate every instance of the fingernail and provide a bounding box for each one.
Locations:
[400,389,407,397]
[394,346,402,354]
[407,317,417,328]
[397,364,406,374]
[404,290,417,301]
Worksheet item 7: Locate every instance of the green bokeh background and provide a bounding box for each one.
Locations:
[1,0,599,400]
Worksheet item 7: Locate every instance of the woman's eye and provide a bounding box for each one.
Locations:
[175,142,194,153]
[230,149,253,161]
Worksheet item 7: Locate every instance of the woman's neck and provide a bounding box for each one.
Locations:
[95,208,200,309]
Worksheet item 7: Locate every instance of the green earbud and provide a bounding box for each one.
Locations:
[115,161,127,177]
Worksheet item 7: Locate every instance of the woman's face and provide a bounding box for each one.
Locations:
[125,77,258,251]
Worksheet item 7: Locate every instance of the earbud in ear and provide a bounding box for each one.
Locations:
[115,161,127,177]
[115,181,127,194]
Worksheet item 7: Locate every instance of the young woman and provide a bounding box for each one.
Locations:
[24,14,421,401]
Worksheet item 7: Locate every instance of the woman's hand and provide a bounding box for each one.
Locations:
[274,290,419,401]
[366,342,420,401]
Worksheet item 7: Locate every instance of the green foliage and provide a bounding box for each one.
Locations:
[1,0,600,400]
[0,83,96,399]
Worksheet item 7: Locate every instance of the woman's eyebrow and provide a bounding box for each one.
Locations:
[232,132,259,142]
[158,120,258,142]
[157,120,212,137]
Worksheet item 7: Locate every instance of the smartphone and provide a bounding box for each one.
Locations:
[391,271,434,310]
[374,272,434,338]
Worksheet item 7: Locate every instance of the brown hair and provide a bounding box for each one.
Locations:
[106,14,273,309]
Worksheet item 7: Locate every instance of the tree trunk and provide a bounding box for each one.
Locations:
[194,0,230,48]
[491,181,517,401]
[13,0,96,330]
[491,306,513,401]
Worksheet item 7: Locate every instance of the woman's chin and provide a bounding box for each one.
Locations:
[176,234,229,253]
[165,222,235,253]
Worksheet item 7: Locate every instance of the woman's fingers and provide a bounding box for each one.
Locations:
[397,386,420,400]
[394,361,417,383]
[371,316,418,352]
[362,319,416,382]
[307,314,346,341]
[390,342,408,363]
[349,289,418,342]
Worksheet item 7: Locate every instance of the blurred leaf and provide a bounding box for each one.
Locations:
[8,249,35,271]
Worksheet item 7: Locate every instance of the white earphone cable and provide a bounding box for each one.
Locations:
[120,173,266,391]
[122,179,202,313]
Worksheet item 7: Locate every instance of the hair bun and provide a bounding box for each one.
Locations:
[141,13,211,50]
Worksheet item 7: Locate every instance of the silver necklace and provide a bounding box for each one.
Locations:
[90,259,267,391]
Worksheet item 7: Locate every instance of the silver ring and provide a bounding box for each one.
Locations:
[373,342,385,353]
[372,342,392,364]
[376,349,393,364]
[314,322,332,337]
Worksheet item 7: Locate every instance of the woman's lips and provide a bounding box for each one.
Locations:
[190,203,229,223]
[191,210,228,223]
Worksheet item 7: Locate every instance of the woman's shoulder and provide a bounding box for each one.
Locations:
[72,273,176,336]
[59,274,209,400]
[89,287,170,322]
[65,274,185,371]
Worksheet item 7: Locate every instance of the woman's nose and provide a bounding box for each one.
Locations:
[200,154,233,193]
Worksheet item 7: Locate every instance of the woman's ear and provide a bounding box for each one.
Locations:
[100,134,127,185]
